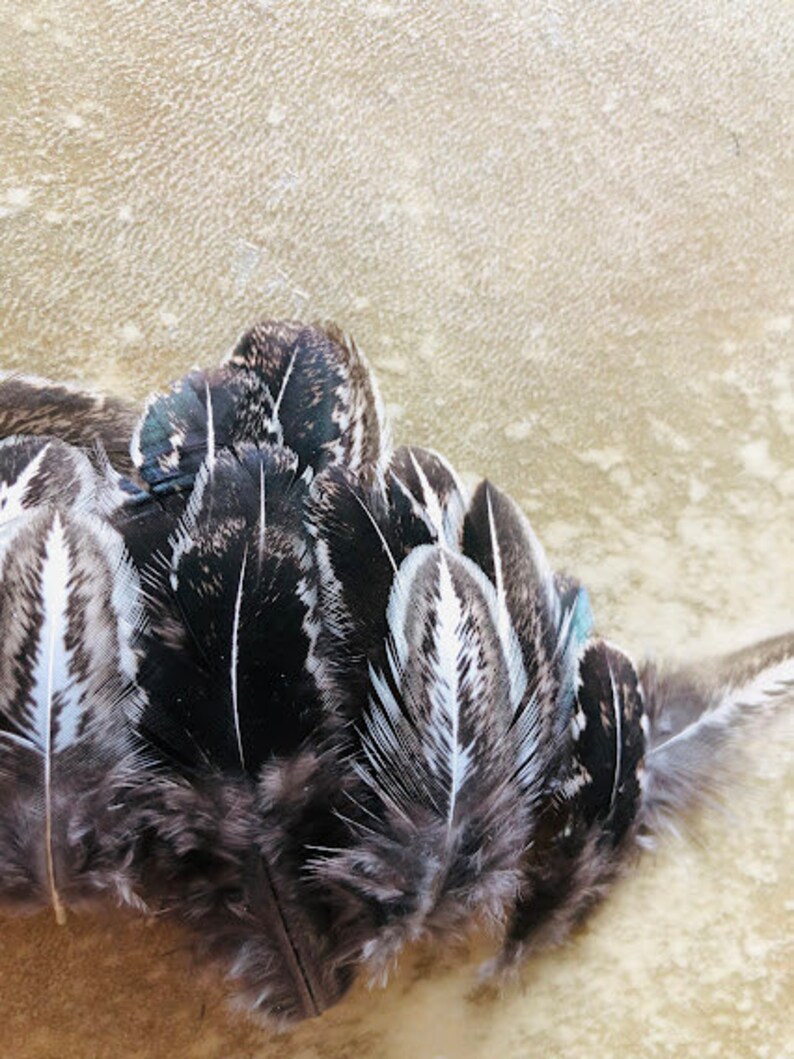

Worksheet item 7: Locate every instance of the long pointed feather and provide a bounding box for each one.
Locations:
[463,481,591,794]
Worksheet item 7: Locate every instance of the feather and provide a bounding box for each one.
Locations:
[132,442,361,1023]
[109,481,189,572]
[225,319,388,480]
[306,466,399,717]
[0,438,146,921]
[494,639,645,971]
[312,544,536,979]
[131,366,279,495]
[387,445,467,549]
[132,317,388,494]
[0,436,100,532]
[306,447,467,718]
[133,748,363,1025]
[136,444,325,773]
[0,373,139,478]
[639,631,794,834]
[463,481,593,729]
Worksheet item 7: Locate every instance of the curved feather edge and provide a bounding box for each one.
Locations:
[387,445,467,550]
[136,444,326,776]
[130,365,279,494]
[223,318,389,480]
[462,480,593,758]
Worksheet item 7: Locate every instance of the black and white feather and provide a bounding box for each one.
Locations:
[496,639,646,970]
[130,318,387,498]
[130,441,371,1023]
[0,436,146,921]
[313,543,541,978]
[307,445,468,719]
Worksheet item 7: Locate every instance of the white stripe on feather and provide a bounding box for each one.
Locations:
[167,458,211,591]
[230,546,249,772]
[30,513,74,925]
[608,660,623,811]
[430,553,473,832]
[409,451,446,541]
[257,462,267,568]
[351,490,398,574]
[271,347,298,422]
[485,489,529,715]
[0,442,49,526]
[205,380,216,471]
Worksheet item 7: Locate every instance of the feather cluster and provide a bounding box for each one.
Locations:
[0,320,790,1025]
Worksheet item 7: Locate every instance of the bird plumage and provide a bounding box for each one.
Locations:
[0,316,789,1027]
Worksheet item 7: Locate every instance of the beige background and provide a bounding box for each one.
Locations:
[1,1,792,1056]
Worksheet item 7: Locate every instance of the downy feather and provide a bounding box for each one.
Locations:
[639,631,794,835]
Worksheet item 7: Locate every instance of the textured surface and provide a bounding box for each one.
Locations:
[0,0,792,1056]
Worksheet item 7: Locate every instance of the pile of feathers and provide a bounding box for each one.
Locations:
[0,320,791,1025]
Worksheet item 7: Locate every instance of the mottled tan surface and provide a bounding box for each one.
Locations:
[0,1,792,1056]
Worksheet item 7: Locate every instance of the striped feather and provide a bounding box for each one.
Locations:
[307,447,468,721]
[0,435,105,537]
[463,480,593,753]
[131,365,278,495]
[313,545,535,978]
[387,446,467,549]
[0,438,146,919]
